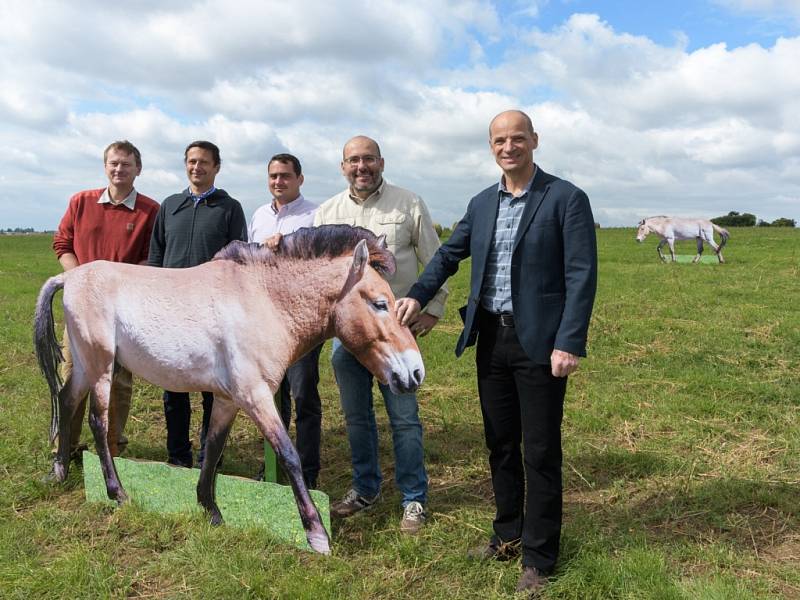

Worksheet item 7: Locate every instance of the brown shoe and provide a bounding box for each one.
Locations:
[399,501,426,534]
[515,566,548,596]
[467,538,521,561]
[330,489,380,518]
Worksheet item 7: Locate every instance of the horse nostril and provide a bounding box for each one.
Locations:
[413,368,422,385]
[392,372,403,390]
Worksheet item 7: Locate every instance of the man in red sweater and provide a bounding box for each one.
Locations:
[52,140,159,459]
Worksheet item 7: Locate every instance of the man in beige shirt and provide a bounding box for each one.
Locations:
[314,135,447,533]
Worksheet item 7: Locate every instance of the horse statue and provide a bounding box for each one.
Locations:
[34,225,425,555]
[636,216,730,263]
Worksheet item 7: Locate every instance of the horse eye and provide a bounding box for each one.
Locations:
[371,300,388,311]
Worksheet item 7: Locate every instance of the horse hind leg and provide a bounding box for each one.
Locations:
[693,237,703,263]
[705,237,723,263]
[45,371,90,484]
[87,371,128,504]
[245,391,330,555]
[196,396,238,526]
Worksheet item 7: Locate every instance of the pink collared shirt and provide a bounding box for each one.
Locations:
[248,194,318,243]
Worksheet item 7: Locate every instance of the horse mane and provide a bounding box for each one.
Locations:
[213,224,396,276]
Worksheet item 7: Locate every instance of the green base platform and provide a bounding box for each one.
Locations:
[83,452,330,552]
[669,255,722,264]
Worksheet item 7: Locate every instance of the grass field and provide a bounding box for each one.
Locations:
[1,228,798,599]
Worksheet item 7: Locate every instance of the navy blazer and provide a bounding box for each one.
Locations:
[406,168,597,365]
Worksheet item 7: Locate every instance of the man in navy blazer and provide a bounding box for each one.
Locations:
[397,110,597,595]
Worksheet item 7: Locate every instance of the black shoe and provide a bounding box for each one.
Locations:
[467,538,521,561]
[167,456,192,468]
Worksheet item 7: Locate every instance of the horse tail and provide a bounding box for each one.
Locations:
[712,223,730,250]
[34,273,66,444]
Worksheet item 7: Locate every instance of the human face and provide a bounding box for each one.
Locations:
[268,160,303,206]
[185,147,220,193]
[489,111,538,177]
[341,137,384,198]
[104,149,141,191]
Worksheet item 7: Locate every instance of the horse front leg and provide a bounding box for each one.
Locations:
[656,239,668,262]
[245,392,331,555]
[197,396,238,525]
[667,238,676,262]
[88,372,127,504]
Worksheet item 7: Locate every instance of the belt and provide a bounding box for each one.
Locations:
[480,308,515,327]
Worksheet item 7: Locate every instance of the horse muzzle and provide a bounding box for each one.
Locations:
[386,349,425,394]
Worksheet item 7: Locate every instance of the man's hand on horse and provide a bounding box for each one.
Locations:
[396,297,422,327]
[551,349,580,378]
[263,233,283,250]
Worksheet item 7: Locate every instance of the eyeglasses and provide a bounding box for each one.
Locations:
[344,155,379,166]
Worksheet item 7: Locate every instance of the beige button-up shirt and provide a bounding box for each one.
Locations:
[314,179,448,318]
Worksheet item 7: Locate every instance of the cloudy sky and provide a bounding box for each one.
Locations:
[1,0,798,230]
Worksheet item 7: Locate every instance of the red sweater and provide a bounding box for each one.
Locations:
[53,188,160,264]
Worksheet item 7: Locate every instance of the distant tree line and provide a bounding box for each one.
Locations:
[711,212,796,227]
[2,227,36,233]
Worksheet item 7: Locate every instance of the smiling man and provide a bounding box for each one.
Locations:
[397,110,598,595]
[52,140,159,461]
[313,135,448,534]
[149,140,247,469]
[248,153,322,488]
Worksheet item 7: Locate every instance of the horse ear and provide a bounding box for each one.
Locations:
[376,234,388,249]
[351,239,369,277]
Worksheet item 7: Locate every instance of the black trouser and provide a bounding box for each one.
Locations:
[163,390,214,467]
[279,344,323,488]
[476,311,567,574]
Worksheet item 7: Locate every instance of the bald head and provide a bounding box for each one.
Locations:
[489,110,535,137]
[343,135,381,159]
[489,110,538,180]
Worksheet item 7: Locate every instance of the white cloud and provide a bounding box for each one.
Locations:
[0,2,798,229]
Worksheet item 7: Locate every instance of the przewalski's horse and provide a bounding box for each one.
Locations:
[34,225,425,554]
[636,216,730,263]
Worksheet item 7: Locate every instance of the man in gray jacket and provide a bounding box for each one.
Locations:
[149,140,247,468]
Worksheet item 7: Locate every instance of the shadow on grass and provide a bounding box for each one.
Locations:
[565,474,799,557]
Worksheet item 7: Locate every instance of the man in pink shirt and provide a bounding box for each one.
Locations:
[248,153,322,488]
[52,140,159,459]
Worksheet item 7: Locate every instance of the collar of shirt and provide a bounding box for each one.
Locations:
[189,186,217,206]
[97,187,137,210]
[498,166,538,200]
[271,193,306,215]
[348,177,385,205]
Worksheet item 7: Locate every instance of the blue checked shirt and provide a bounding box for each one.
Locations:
[190,186,217,206]
[480,170,537,314]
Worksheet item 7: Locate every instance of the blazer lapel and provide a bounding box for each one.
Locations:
[513,169,549,252]
[473,187,500,281]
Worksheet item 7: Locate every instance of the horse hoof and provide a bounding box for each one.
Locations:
[307,531,331,555]
[209,510,224,526]
[115,491,129,505]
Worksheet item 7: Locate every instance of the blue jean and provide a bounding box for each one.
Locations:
[331,339,427,506]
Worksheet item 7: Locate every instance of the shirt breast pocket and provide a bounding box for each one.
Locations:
[376,213,408,247]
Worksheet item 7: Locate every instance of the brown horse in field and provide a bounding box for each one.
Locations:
[34,225,425,554]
